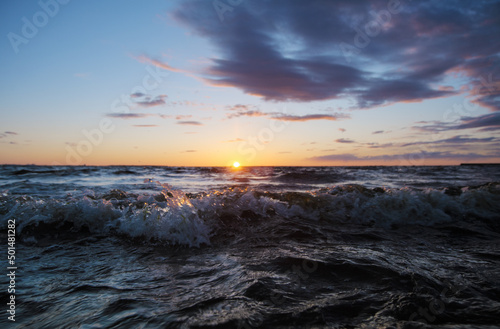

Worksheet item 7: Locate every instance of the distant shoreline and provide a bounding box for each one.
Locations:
[460,163,500,166]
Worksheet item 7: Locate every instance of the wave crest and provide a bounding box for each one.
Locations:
[1,182,499,247]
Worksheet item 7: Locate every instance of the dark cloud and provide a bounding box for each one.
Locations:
[310,151,497,163]
[355,79,452,108]
[455,112,500,130]
[455,55,500,112]
[133,94,167,108]
[5,131,17,135]
[172,0,499,108]
[336,138,356,143]
[177,121,203,126]
[401,135,497,147]
[414,112,500,132]
[372,130,384,134]
[130,92,145,98]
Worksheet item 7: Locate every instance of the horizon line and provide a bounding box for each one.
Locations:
[1,163,500,167]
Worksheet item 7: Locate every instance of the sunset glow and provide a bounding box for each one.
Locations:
[1,1,499,166]
[2,2,500,327]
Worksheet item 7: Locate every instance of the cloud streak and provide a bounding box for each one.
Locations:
[131,94,167,108]
[401,135,497,147]
[310,151,498,163]
[274,114,347,122]
[106,113,151,119]
[226,105,350,122]
[177,121,203,126]
[336,138,356,144]
[414,112,500,132]
[135,55,185,74]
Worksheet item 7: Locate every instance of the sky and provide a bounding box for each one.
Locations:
[1,0,499,166]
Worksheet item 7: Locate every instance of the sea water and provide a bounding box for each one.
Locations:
[0,165,499,328]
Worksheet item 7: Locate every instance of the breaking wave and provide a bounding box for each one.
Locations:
[1,180,499,247]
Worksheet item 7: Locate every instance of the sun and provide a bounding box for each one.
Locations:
[233,161,240,168]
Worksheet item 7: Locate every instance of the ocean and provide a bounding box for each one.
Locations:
[1,165,499,328]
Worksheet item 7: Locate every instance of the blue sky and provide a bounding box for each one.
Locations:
[1,0,499,166]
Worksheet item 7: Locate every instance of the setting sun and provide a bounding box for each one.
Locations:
[2,1,500,327]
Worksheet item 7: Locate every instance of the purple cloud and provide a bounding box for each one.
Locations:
[310,151,498,163]
[130,92,146,98]
[106,113,150,119]
[401,135,497,147]
[172,0,499,108]
[455,112,500,130]
[133,94,167,108]
[414,112,500,132]
[273,114,348,122]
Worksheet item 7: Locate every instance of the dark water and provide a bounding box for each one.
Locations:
[1,165,500,328]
